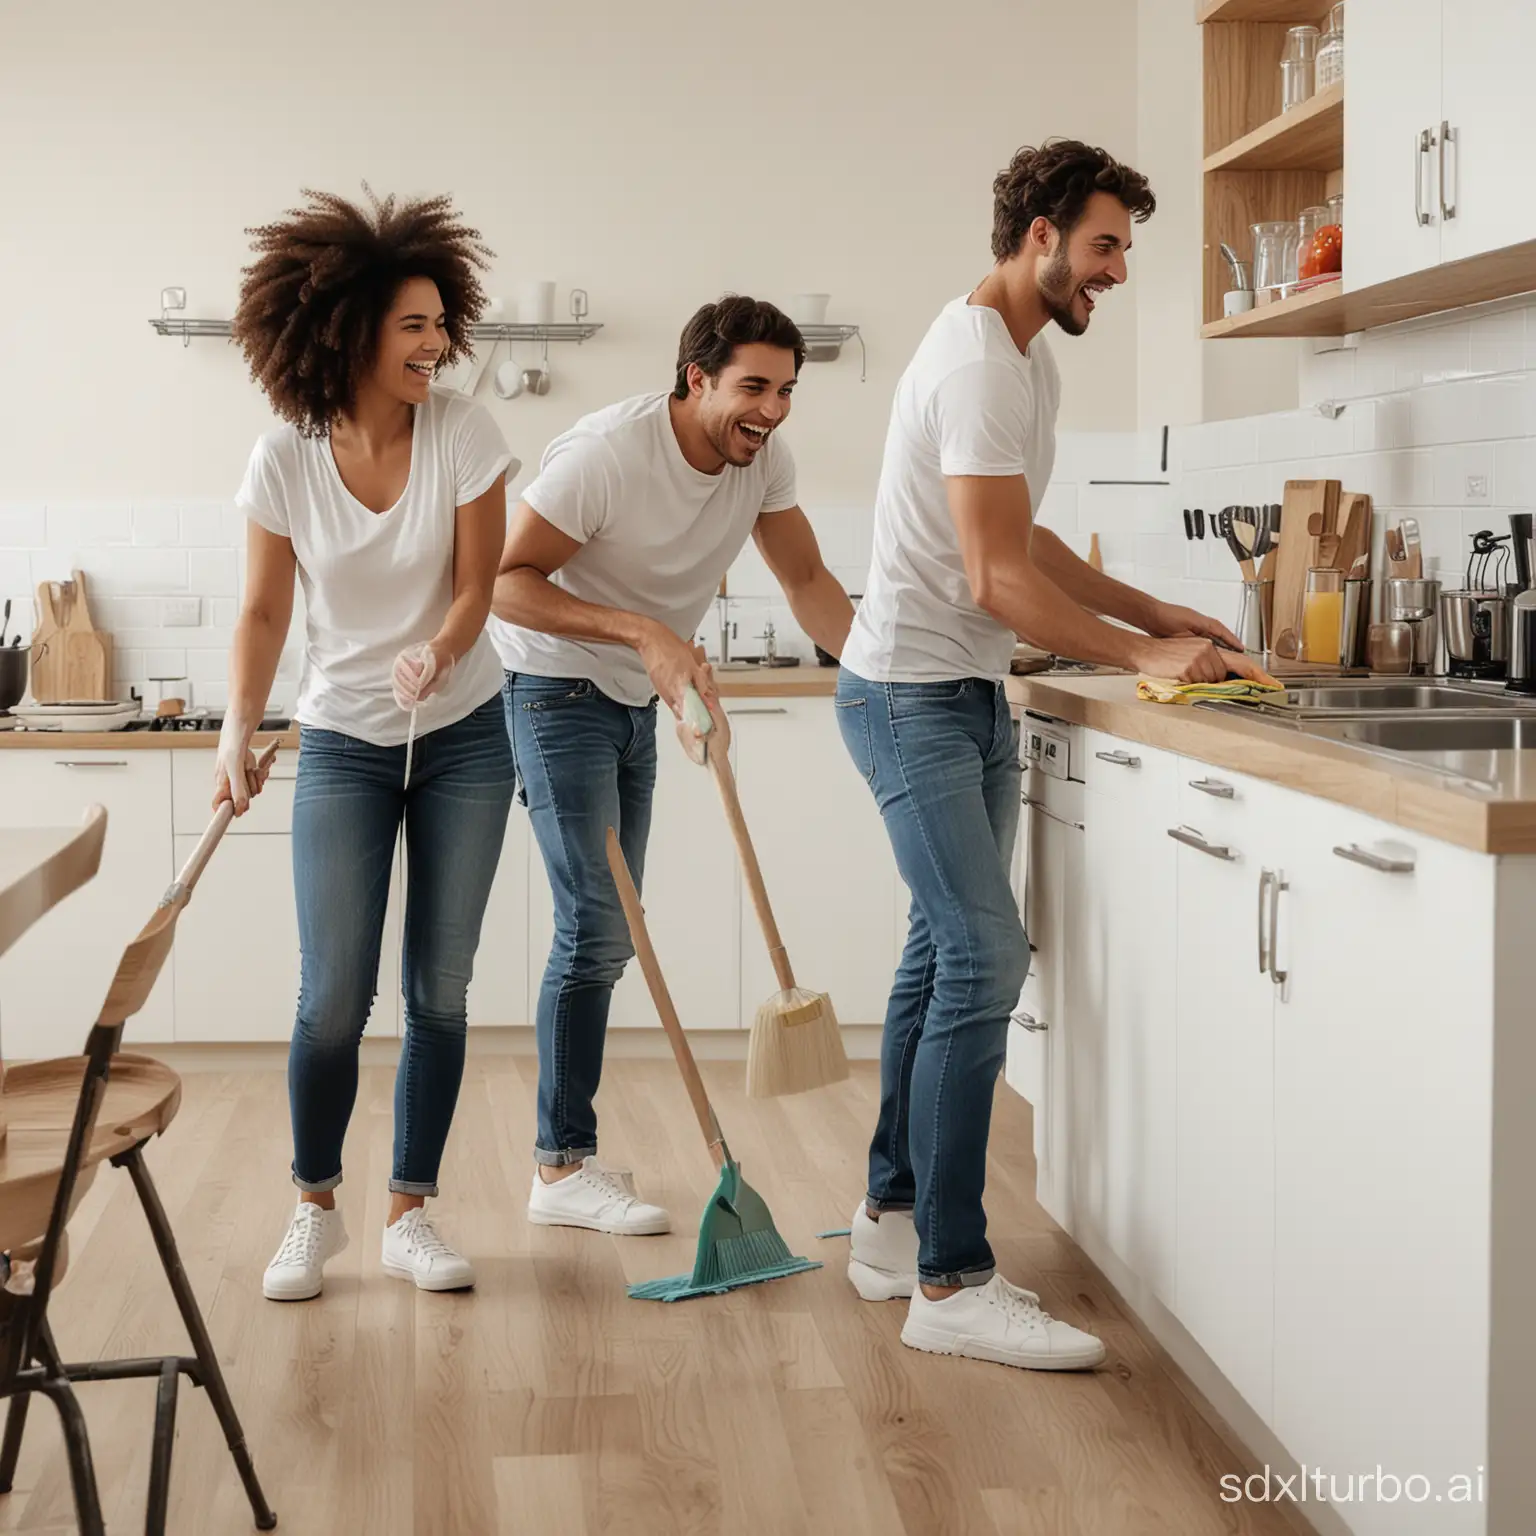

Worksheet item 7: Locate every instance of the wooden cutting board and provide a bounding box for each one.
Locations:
[1272,479,1341,658]
[30,572,113,703]
[1334,492,1373,578]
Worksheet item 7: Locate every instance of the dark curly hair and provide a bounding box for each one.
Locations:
[232,187,493,436]
[673,296,804,399]
[991,140,1155,261]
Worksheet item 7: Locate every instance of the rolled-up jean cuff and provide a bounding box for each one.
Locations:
[535,1144,596,1167]
[292,1168,343,1194]
[388,1179,439,1197]
[866,1196,915,1215]
[919,1264,995,1288]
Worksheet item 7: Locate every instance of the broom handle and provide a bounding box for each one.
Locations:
[705,744,798,994]
[604,827,727,1169]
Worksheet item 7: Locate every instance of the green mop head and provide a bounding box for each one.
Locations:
[628,1156,820,1302]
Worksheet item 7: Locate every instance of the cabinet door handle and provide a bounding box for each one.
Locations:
[1439,120,1456,221]
[724,707,788,717]
[1167,825,1235,861]
[1267,869,1288,986]
[1333,843,1415,875]
[1188,777,1234,799]
[56,760,128,769]
[1020,793,1083,831]
[1012,1010,1048,1033]
[1257,868,1271,975]
[1094,749,1140,768]
[1415,126,1435,227]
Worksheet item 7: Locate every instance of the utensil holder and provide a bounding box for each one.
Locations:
[1339,578,1371,669]
[1235,578,1275,655]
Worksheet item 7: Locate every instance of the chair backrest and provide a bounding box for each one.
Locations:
[0,807,107,963]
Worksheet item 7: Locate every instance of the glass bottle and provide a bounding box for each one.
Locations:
[1316,3,1344,89]
[1281,25,1320,111]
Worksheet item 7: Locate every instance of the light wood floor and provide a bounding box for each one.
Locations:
[1,1059,1297,1536]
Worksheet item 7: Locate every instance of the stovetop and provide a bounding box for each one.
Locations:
[123,714,292,733]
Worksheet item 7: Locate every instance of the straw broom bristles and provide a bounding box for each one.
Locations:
[745,985,849,1098]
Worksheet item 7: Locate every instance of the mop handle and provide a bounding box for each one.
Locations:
[604,827,727,1168]
[172,740,281,906]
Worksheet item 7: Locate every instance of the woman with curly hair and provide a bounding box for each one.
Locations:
[219,188,515,1302]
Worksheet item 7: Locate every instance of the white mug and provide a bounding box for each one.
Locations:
[787,292,831,326]
[1224,289,1256,317]
[516,281,556,326]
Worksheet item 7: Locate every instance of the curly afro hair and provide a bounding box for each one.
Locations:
[232,187,493,436]
[991,140,1155,262]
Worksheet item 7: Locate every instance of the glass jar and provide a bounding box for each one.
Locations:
[1297,204,1343,281]
[1281,24,1320,111]
[1252,221,1295,296]
[1316,4,1344,89]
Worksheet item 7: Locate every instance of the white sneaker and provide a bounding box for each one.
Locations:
[381,1207,475,1292]
[901,1274,1106,1371]
[847,1201,918,1301]
[262,1203,347,1302]
[526,1158,671,1235]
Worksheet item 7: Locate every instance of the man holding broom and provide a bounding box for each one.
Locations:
[491,295,854,1236]
[838,140,1265,1370]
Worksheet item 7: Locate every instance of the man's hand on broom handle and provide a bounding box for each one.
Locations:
[674,663,732,766]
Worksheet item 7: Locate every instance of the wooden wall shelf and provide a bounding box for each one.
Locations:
[1198,0,1331,21]
[1201,240,1536,338]
[1204,83,1343,173]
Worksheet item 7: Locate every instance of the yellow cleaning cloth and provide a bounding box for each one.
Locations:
[1136,676,1286,706]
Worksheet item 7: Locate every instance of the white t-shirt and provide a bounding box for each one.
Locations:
[490,392,798,707]
[235,386,512,747]
[841,297,1061,684]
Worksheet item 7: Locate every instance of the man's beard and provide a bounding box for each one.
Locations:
[1039,247,1088,337]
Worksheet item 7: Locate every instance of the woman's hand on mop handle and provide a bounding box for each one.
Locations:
[213,712,272,816]
[392,640,454,712]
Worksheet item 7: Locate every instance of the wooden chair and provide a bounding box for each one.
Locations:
[0,746,279,1536]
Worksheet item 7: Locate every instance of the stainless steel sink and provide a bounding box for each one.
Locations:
[1302,716,1536,752]
[1272,683,1515,711]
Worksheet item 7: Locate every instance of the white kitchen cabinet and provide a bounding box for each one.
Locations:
[465,810,530,1027]
[732,699,901,1027]
[0,749,174,1054]
[525,721,740,1029]
[1345,0,1444,290]
[1171,763,1285,1418]
[1348,0,1536,291]
[1069,734,1180,1305]
[1271,801,1494,1536]
[168,754,399,1042]
[1439,0,1536,266]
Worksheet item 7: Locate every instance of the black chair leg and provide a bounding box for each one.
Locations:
[145,1357,179,1536]
[0,1384,32,1492]
[118,1147,277,1531]
[38,1379,105,1536]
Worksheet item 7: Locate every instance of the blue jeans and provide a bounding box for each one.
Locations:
[502,673,657,1164]
[835,669,1026,1287]
[289,698,513,1196]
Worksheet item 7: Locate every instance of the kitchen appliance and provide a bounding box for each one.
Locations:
[1383,576,1441,674]
[1507,591,1536,695]
[1441,590,1511,680]
[1509,513,1534,592]
[1281,24,1320,111]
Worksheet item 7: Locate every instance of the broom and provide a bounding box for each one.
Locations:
[679,686,849,1098]
[604,827,820,1302]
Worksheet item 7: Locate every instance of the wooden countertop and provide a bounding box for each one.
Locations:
[0,669,842,753]
[1006,674,1536,856]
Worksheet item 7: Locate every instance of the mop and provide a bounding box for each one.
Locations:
[679,686,848,1099]
[604,827,820,1301]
